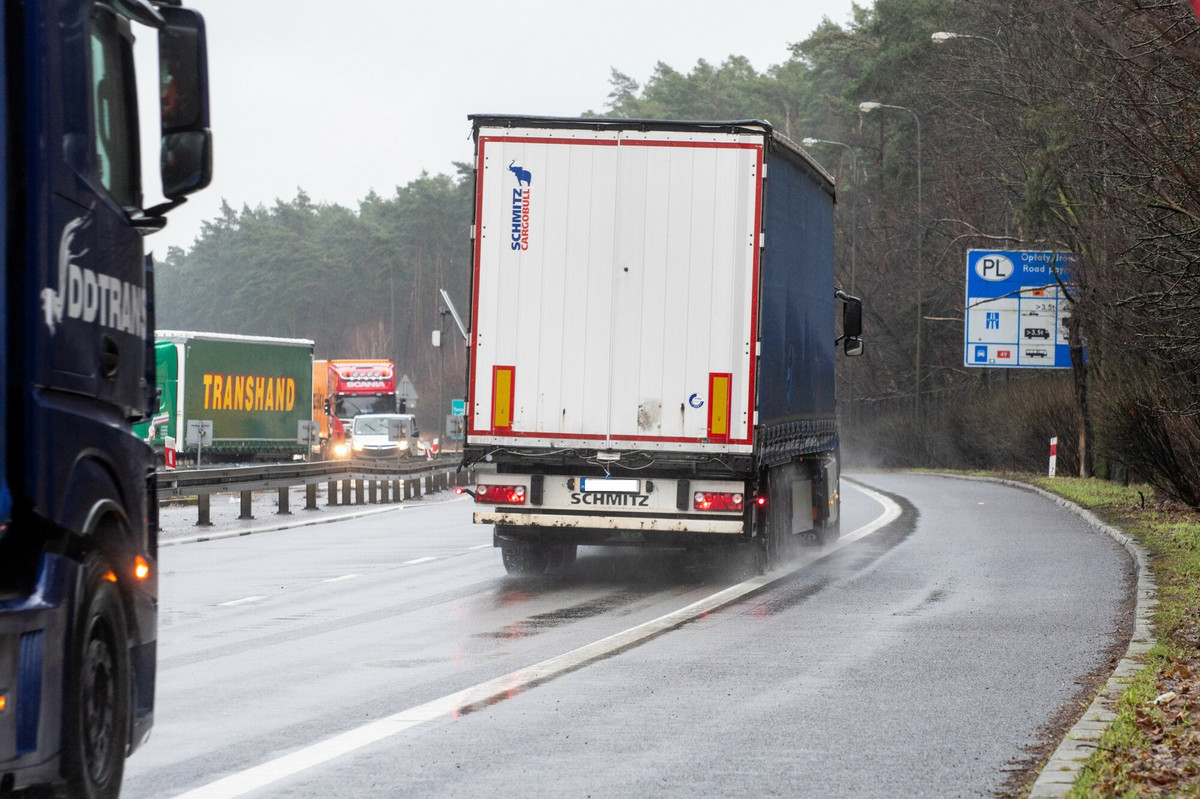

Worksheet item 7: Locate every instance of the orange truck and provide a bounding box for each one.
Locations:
[312,359,400,458]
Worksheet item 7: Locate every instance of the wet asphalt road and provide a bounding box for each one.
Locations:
[122,472,1131,798]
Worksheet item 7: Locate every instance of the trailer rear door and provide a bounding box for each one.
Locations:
[468,124,763,454]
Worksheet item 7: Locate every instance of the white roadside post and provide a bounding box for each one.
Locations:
[1048,436,1058,477]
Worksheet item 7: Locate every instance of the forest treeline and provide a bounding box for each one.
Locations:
[157,0,1200,506]
[156,169,475,431]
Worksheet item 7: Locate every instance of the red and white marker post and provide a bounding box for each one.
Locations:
[1048,436,1058,477]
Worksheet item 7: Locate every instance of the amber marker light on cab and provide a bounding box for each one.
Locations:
[0,693,7,713]
[134,555,150,581]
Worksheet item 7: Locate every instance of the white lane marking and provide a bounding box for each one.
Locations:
[321,574,361,584]
[468,544,491,550]
[217,596,266,608]
[174,480,899,799]
[402,557,437,566]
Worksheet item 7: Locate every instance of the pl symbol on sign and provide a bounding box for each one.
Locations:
[975,253,1015,281]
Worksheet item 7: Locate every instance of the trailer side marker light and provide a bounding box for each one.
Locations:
[103,570,118,583]
[476,484,526,505]
[756,495,767,507]
[694,492,744,512]
[134,556,150,581]
[0,693,6,713]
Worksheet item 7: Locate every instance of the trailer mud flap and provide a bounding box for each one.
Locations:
[768,461,814,535]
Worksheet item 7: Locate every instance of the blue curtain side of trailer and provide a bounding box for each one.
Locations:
[757,149,837,427]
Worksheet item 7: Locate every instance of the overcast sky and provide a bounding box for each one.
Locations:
[137,0,861,255]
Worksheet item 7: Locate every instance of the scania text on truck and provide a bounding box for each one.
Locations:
[136,331,315,462]
[459,116,862,576]
[321,359,399,458]
[0,1,212,795]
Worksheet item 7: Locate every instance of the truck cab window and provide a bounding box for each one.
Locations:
[89,10,139,208]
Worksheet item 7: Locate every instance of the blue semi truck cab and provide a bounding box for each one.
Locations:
[0,1,211,795]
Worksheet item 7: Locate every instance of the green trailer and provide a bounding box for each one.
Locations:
[135,331,314,460]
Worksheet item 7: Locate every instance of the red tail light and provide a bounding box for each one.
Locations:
[476,484,527,505]
[693,492,744,512]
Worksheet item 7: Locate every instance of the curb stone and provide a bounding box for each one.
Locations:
[932,474,1155,798]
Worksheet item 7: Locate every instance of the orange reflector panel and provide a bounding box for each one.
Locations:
[134,556,150,581]
[492,366,515,431]
[707,373,732,440]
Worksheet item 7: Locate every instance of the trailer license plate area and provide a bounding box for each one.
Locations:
[578,477,640,493]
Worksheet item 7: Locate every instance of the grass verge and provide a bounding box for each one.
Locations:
[1014,475,1200,797]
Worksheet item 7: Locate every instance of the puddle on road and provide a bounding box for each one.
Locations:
[361,658,446,669]
[474,547,737,640]
[743,494,919,618]
[475,592,650,640]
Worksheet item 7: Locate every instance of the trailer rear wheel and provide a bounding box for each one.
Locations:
[501,545,550,576]
[64,554,131,799]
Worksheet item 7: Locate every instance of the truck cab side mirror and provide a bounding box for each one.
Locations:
[158,7,212,198]
[835,290,864,357]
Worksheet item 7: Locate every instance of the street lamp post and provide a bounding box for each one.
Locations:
[433,305,451,440]
[859,101,922,423]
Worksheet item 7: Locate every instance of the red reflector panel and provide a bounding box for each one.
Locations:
[693,492,744,512]
[476,484,526,505]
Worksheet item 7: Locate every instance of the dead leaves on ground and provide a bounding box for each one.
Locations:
[1096,653,1200,795]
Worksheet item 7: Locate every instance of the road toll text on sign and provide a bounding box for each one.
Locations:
[963,250,1076,369]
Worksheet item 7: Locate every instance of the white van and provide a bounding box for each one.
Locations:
[350,413,420,459]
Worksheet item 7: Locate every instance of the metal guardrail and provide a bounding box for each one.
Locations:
[157,456,474,527]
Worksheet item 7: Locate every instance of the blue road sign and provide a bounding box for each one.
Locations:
[964,250,1077,369]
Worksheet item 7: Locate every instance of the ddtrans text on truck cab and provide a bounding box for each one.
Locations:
[458,116,862,576]
[0,2,212,796]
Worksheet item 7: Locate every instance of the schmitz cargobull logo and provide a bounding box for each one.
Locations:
[508,161,532,251]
